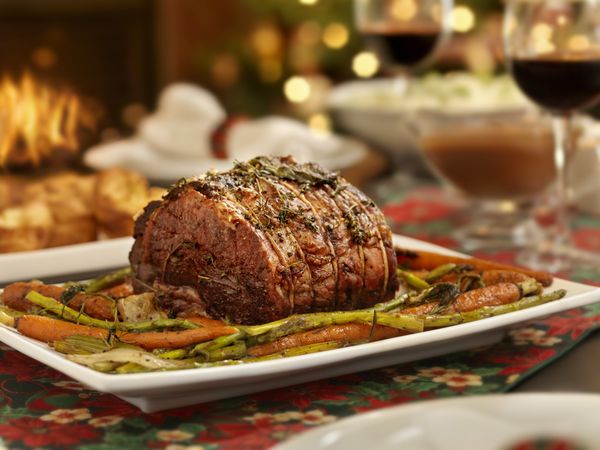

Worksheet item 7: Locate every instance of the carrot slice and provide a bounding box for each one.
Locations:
[118,326,237,350]
[2,282,64,313]
[396,248,553,287]
[16,315,109,343]
[247,323,405,358]
[480,270,532,286]
[453,282,522,312]
[185,317,229,328]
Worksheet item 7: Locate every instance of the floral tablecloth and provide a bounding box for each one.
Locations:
[1,186,600,450]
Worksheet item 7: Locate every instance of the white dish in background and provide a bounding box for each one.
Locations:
[327,74,533,169]
[0,235,598,412]
[84,136,368,185]
[274,393,600,450]
[0,237,133,285]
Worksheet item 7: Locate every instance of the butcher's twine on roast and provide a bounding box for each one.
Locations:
[130,156,399,324]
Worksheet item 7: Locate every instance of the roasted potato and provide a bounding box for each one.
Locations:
[0,201,53,252]
[0,168,163,253]
[94,168,164,238]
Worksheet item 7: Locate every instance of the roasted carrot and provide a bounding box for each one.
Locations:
[2,281,117,321]
[400,303,438,315]
[434,269,532,287]
[99,281,134,299]
[2,282,64,313]
[452,282,522,312]
[395,248,553,287]
[67,294,116,321]
[16,315,109,343]
[185,317,229,328]
[247,323,405,357]
[480,270,532,286]
[402,282,527,315]
[118,326,237,350]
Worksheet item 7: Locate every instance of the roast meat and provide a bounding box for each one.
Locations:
[130,156,398,324]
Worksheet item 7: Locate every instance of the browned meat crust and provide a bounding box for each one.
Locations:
[130,156,399,324]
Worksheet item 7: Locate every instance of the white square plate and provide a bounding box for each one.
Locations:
[0,237,133,284]
[0,235,599,412]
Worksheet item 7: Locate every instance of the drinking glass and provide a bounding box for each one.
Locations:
[504,0,600,272]
[354,0,453,75]
[352,0,454,210]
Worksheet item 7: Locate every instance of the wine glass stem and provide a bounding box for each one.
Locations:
[550,114,573,252]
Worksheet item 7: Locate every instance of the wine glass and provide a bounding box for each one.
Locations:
[504,0,600,272]
[352,0,453,204]
[354,0,453,75]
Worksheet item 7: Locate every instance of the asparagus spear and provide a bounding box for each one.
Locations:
[247,310,424,345]
[191,331,246,356]
[52,335,112,355]
[25,291,198,332]
[245,341,343,361]
[85,267,132,294]
[156,348,190,360]
[424,263,459,282]
[424,289,566,328]
[207,341,247,361]
[115,362,148,374]
[397,270,430,290]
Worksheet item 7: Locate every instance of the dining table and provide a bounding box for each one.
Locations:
[0,180,599,450]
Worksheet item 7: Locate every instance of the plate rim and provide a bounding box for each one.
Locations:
[271,392,600,450]
[0,237,134,284]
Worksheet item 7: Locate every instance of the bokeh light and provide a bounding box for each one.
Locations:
[284,76,311,103]
[530,23,555,53]
[390,0,417,22]
[568,34,591,52]
[308,113,331,134]
[251,24,282,57]
[323,23,349,49]
[451,6,475,33]
[352,52,380,78]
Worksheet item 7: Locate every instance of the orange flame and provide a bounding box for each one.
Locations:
[0,72,97,168]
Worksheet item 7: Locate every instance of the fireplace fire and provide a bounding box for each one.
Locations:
[0,72,98,170]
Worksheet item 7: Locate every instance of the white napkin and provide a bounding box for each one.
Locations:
[138,83,344,164]
[139,83,226,158]
[227,116,340,163]
[85,83,367,182]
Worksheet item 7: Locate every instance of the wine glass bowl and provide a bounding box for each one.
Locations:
[354,0,453,69]
[505,0,600,113]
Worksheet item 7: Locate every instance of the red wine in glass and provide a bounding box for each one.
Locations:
[511,55,600,113]
[361,24,442,66]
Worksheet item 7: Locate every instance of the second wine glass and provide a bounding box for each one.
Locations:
[354,0,453,73]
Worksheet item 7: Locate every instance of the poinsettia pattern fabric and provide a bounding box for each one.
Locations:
[0,304,598,450]
[1,186,600,449]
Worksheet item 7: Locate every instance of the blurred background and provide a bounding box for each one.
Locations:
[0,0,505,146]
[1,0,599,256]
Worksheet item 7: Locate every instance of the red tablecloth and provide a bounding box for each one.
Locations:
[1,186,599,450]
